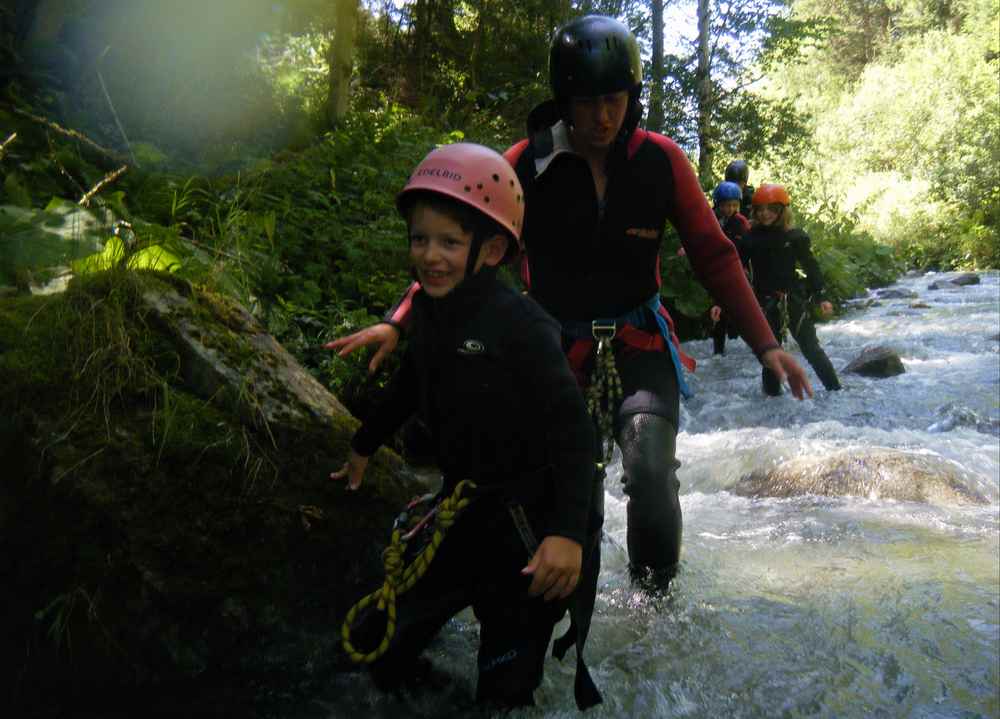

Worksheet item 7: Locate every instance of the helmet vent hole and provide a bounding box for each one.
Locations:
[492,174,500,182]
[464,185,471,192]
[476,183,483,190]
[509,179,515,187]
[484,196,490,203]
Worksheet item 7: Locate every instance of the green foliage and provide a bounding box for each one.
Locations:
[758,0,999,269]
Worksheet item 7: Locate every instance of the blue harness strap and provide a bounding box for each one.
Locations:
[560,294,693,399]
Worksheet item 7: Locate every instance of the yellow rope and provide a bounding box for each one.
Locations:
[585,338,623,464]
[341,479,477,664]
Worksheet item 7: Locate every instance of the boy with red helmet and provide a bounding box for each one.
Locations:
[333,143,602,709]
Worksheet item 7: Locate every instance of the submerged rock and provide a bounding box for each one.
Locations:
[875,288,918,300]
[1,270,418,713]
[843,346,905,377]
[951,272,981,286]
[732,449,989,505]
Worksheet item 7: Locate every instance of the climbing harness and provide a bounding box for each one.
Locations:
[585,321,623,465]
[341,479,477,664]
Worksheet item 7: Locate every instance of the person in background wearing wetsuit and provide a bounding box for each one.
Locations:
[725,159,755,219]
[708,181,751,356]
[333,143,602,710]
[740,183,842,396]
[327,16,812,591]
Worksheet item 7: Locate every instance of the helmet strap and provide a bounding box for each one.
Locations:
[464,233,486,278]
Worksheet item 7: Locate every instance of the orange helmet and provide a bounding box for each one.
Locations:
[751,183,791,206]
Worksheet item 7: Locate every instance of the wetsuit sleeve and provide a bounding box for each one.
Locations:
[793,230,826,301]
[350,347,419,457]
[648,134,777,355]
[508,315,595,546]
[382,282,420,331]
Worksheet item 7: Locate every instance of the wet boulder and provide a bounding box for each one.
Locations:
[909,302,931,309]
[951,272,981,286]
[927,280,957,290]
[732,449,989,506]
[875,288,918,300]
[1,270,419,713]
[843,346,905,377]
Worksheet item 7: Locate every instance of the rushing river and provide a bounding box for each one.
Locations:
[317,271,999,719]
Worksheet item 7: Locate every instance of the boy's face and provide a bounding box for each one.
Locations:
[717,199,740,219]
[569,90,629,152]
[408,204,485,298]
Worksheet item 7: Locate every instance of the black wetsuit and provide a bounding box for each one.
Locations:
[711,212,751,355]
[351,269,601,708]
[740,184,755,219]
[739,225,841,394]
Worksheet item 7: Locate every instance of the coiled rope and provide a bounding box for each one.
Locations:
[585,329,623,465]
[341,479,477,664]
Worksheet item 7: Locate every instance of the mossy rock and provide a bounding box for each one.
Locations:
[0,268,420,714]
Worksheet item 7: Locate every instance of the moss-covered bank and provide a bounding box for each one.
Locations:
[0,268,419,716]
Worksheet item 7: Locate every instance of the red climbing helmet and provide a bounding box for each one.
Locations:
[751,183,791,206]
[397,143,525,252]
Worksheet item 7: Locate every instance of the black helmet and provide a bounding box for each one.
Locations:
[550,15,642,102]
[549,15,643,136]
[724,160,750,184]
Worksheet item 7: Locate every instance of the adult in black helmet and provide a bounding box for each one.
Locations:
[725,159,755,218]
[329,16,812,592]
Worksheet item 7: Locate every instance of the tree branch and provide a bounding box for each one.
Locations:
[13,108,129,166]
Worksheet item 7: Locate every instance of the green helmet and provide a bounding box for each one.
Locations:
[549,15,642,103]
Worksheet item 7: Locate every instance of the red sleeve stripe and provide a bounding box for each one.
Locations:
[386,282,420,329]
[644,132,777,354]
[504,139,530,168]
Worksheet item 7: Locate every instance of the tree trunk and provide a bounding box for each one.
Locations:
[326,0,359,126]
[647,0,665,133]
[695,0,713,188]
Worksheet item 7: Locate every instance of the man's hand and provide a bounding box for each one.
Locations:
[522,536,583,601]
[323,323,400,374]
[709,305,722,323]
[760,348,813,400]
[330,449,370,490]
[819,301,834,317]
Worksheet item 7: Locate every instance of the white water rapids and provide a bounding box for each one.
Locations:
[318,271,999,719]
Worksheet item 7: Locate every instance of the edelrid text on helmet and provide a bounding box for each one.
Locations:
[397,143,525,252]
[549,15,642,103]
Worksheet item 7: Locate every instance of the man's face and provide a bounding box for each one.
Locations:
[569,90,629,152]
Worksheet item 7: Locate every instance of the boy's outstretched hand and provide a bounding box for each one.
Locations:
[330,449,369,490]
[323,322,400,374]
[522,536,583,601]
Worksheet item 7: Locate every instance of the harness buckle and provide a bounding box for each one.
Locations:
[591,320,616,342]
